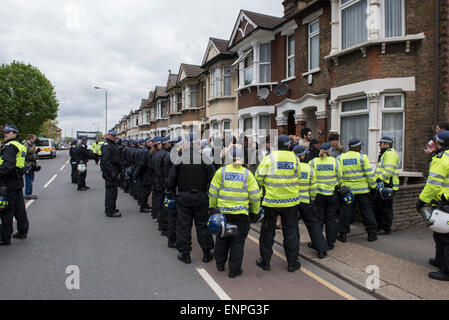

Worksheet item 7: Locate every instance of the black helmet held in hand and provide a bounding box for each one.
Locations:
[31,164,41,172]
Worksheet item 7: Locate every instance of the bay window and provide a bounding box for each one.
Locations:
[244,51,254,85]
[384,0,404,38]
[176,93,182,112]
[382,94,404,165]
[223,66,232,96]
[190,84,198,108]
[340,0,368,50]
[212,68,220,98]
[340,98,369,152]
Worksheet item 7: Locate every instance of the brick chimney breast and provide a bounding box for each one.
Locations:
[282,0,314,18]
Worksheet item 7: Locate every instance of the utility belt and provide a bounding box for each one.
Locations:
[179,188,206,193]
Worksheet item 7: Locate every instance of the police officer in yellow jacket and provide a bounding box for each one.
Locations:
[209,148,261,278]
[416,130,449,281]
[255,135,302,272]
[374,136,400,235]
[0,125,29,245]
[293,145,329,259]
[308,143,340,250]
[337,138,378,243]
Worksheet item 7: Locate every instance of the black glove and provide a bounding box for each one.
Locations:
[370,188,377,197]
[208,207,220,216]
[416,199,426,213]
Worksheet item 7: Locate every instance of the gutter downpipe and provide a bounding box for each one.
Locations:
[433,0,440,127]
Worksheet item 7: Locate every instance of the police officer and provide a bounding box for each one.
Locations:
[158,136,173,235]
[0,125,29,245]
[374,136,401,235]
[168,133,215,264]
[337,138,378,242]
[255,135,302,272]
[151,136,164,224]
[416,130,449,281]
[166,136,182,248]
[100,130,121,217]
[135,138,153,213]
[73,137,97,191]
[69,139,79,184]
[293,145,329,259]
[308,143,340,250]
[209,148,261,278]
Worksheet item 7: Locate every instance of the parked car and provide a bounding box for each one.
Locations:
[36,138,57,159]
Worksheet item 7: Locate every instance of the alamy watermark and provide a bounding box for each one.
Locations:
[65,265,80,290]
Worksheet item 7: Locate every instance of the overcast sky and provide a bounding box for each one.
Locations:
[0,0,283,137]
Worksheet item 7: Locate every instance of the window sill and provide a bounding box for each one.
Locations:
[302,68,320,77]
[324,33,425,65]
[170,112,182,115]
[207,96,235,103]
[281,76,296,83]
[236,82,278,94]
[181,107,201,112]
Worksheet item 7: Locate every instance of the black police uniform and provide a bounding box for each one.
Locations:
[100,138,121,216]
[135,145,153,213]
[0,138,29,244]
[153,147,169,231]
[164,147,177,245]
[69,143,78,184]
[168,145,215,261]
[73,141,96,189]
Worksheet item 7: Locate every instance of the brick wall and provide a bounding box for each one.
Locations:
[391,184,426,230]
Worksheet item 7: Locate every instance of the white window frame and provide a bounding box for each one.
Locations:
[259,43,271,84]
[243,50,254,86]
[190,84,198,108]
[381,0,406,38]
[222,120,231,133]
[380,92,405,168]
[308,20,320,72]
[211,68,220,98]
[339,96,370,150]
[339,0,368,51]
[223,66,232,96]
[286,34,295,78]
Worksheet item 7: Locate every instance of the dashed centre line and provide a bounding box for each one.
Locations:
[43,174,58,189]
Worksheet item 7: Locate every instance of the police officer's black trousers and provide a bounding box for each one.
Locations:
[0,188,28,241]
[434,232,449,273]
[139,184,152,210]
[167,206,177,242]
[300,202,329,252]
[214,215,250,273]
[175,191,214,255]
[159,203,168,232]
[71,162,78,183]
[259,206,299,265]
[105,178,118,214]
[374,195,394,232]
[77,169,87,187]
[315,193,339,246]
[338,193,378,235]
[152,190,164,224]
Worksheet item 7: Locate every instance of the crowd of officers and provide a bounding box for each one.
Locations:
[0,123,442,282]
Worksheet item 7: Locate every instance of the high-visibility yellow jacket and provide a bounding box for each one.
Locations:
[255,150,301,207]
[0,140,27,169]
[375,148,401,191]
[209,164,261,215]
[309,156,339,196]
[92,143,98,155]
[419,150,449,204]
[337,151,376,195]
[298,161,317,204]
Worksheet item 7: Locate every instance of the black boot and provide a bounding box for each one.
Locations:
[287,261,301,272]
[177,252,191,264]
[337,233,347,243]
[429,258,441,269]
[256,257,270,271]
[12,233,27,240]
[429,271,449,281]
[202,250,214,263]
[368,233,378,242]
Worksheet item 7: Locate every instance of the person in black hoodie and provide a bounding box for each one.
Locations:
[0,125,29,245]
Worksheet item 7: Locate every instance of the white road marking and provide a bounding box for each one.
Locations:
[65,159,70,165]
[196,267,231,300]
[25,200,34,209]
[43,174,58,189]
[60,165,66,171]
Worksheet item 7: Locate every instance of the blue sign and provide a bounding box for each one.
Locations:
[343,159,358,166]
[225,172,244,182]
[317,164,334,171]
[300,172,308,180]
[277,161,294,170]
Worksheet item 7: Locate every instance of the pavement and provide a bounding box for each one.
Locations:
[250,217,448,300]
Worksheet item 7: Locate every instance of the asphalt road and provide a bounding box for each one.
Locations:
[0,150,375,300]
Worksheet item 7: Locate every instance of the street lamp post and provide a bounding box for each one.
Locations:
[94,86,108,133]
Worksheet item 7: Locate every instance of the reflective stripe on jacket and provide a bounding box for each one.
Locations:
[0,140,27,169]
[255,150,301,207]
[375,148,400,191]
[338,151,376,194]
[309,156,339,196]
[419,151,449,203]
[209,164,261,215]
[298,162,317,204]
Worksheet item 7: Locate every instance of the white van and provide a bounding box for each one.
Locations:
[36,138,57,159]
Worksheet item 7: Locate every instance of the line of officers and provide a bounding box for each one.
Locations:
[68,129,448,281]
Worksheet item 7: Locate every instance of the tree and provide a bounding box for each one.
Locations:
[96,131,103,141]
[39,119,60,140]
[0,61,59,138]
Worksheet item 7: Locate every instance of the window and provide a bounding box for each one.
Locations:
[161,101,167,118]
[183,87,188,109]
[191,84,198,108]
[259,43,271,83]
[244,51,254,85]
[243,117,253,135]
[308,21,320,71]
[177,93,182,112]
[212,68,220,98]
[202,82,206,106]
[340,0,367,50]
[382,94,404,164]
[340,98,369,152]
[384,0,404,37]
[286,34,295,78]
[223,66,232,96]
[259,115,270,131]
[223,120,231,131]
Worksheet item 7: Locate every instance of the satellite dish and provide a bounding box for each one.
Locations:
[274,84,289,97]
[257,88,269,100]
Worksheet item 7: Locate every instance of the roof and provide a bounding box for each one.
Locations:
[166,73,178,90]
[154,86,168,99]
[242,10,285,29]
[140,98,150,109]
[182,64,205,78]
[210,38,233,55]
[201,37,236,67]
[148,90,155,102]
